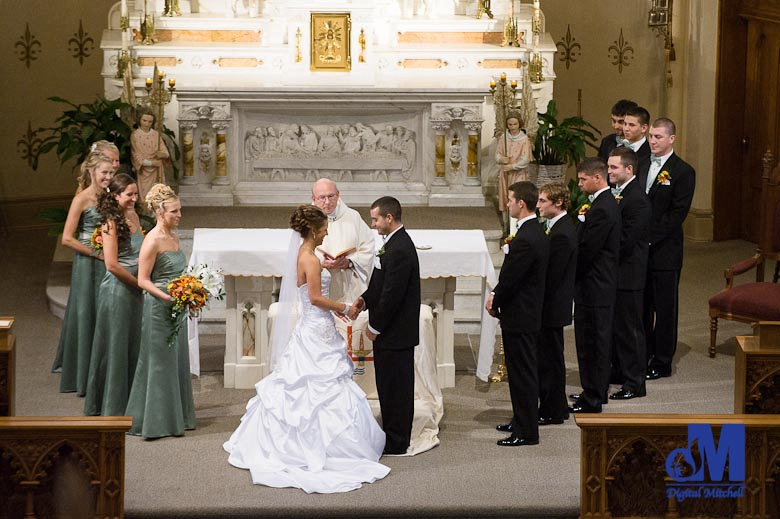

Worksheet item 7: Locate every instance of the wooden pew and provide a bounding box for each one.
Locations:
[576,414,780,519]
[735,321,780,413]
[0,317,15,416]
[0,416,132,519]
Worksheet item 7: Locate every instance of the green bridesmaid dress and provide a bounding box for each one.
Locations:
[84,229,145,416]
[125,250,196,439]
[55,206,107,395]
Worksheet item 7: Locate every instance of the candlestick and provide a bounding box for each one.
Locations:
[145,77,152,88]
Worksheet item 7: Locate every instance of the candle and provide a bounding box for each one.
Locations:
[500,72,507,83]
[121,0,128,17]
[490,80,496,88]
[122,30,128,51]
[169,78,176,87]
[158,70,164,79]
[145,77,152,88]
[534,0,540,9]
[510,79,517,88]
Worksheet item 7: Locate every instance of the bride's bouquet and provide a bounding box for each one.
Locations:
[166,263,225,347]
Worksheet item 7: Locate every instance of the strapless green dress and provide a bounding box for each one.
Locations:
[125,250,196,438]
[84,229,144,416]
[55,206,107,395]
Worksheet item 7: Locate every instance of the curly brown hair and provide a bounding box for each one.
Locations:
[289,204,327,238]
[97,173,136,245]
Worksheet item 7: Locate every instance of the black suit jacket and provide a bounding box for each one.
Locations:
[598,134,618,162]
[492,217,548,333]
[542,215,577,327]
[616,178,651,290]
[362,227,421,350]
[575,190,620,307]
[646,153,696,271]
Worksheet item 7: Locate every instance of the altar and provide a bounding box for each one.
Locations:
[101,0,556,207]
[187,228,499,389]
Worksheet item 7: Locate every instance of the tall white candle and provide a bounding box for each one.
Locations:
[122,29,128,50]
[121,0,128,17]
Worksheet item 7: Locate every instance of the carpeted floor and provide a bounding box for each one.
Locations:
[1,217,755,518]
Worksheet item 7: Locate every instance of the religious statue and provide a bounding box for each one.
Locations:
[300,125,319,154]
[199,132,212,174]
[131,107,170,207]
[317,127,341,155]
[449,133,462,171]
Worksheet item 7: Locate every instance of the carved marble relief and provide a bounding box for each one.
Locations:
[243,122,417,182]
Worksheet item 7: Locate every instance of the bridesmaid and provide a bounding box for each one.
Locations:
[84,174,144,416]
[125,184,196,439]
[54,150,115,394]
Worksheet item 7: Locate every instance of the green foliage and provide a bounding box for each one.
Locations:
[532,100,601,167]
[36,207,68,237]
[33,96,133,171]
[567,178,589,223]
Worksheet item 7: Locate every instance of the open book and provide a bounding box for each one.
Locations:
[317,245,356,260]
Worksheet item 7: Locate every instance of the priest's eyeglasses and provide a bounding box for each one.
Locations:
[315,194,338,202]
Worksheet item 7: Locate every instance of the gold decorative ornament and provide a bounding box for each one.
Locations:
[163,0,181,17]
[490,336,507,382]
[475,0,493,19]
[140,0,156,45]
[310,13,351,72]
[358,28,366,63]
[142,65,175,155]
[295,27,302,63]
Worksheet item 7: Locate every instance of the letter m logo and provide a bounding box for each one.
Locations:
[690,423,745,482]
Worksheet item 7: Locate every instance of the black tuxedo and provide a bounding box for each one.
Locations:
[612,178,651,393]
[598,134,618,162]
[643,152,696,372]
[492,216,548,440]
[362,226,421,453]
[633,140,651,188]
[538,215,576,420]
[574,189,620,409]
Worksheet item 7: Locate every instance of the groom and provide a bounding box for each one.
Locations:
[350,196,420,455]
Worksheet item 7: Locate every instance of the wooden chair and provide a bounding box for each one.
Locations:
[709,150,780,357]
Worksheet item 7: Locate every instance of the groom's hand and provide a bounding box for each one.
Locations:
[348,297,365,320]
[365,329,377,341]
[485,293,498,318]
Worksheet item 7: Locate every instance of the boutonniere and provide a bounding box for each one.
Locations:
[614,195,622,204]
[502,234,515,254]
[544,227,550,235]
[377,245,385,257]
[577,203,590,222]
[657,170,671,185]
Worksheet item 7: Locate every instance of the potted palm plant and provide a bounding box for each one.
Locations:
[531,100,600,186]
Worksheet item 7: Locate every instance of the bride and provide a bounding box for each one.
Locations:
[224,205,389,493]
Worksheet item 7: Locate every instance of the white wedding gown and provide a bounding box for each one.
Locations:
[223,269,390,493]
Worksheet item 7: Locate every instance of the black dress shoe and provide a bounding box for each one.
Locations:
[497,434,539,446]
[568,403,602,414]
[496,422,514,432]
[609,389,646,400]
[538,417,565,426]
[645,367,671,380]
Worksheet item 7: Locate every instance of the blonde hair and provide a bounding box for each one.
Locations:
[77,150,115,190]
[90,140,119,156]
[145,183,178,213]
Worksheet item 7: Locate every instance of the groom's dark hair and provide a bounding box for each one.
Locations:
[371,196,402,221]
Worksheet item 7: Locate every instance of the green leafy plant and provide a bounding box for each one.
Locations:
[532,100,601,166]
[33,96,133,171]
[567,178,589,223]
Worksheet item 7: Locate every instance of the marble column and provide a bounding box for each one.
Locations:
[431,121,451,186]
[179,121,197,185]
[212,121,230,186]
[464,121,482,186]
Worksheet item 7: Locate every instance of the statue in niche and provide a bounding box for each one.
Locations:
[317,127,341,155]
[300,126,319,154]
[356,123,378,152]
[450,133,462,171]
[265,127,280,153]
[199,132,212,174]
[341,126,362,155]
[376,125,396,152]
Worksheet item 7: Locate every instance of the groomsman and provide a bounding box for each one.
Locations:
[622,106,652,186]
[598,99,638,162]
[607,148,651,399]
[536,182,577,424]
[351,196,421,454]
[487,181,548,445]
[644,118,696,380]
[569,158,620,414]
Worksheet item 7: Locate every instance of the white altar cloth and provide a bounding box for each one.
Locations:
[188,228,499,383]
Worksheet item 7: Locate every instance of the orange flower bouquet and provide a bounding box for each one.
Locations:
[166,264,224,347]
[90,227,104,253]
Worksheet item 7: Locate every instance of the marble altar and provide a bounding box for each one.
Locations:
[101,0,556,206]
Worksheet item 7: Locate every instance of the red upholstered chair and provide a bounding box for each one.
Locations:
[708,150,780,357]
